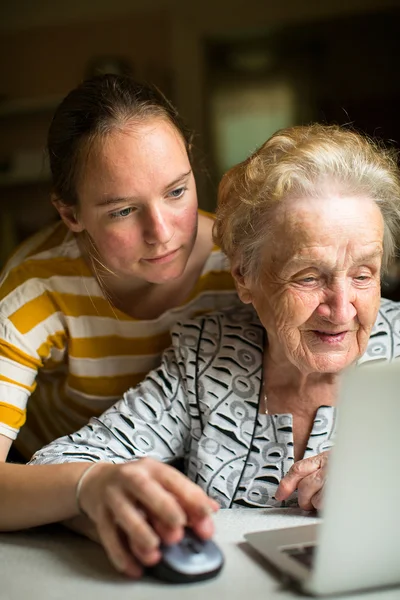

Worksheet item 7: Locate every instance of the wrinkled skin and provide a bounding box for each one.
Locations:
[276,451,329,510]
[234,193,384,507]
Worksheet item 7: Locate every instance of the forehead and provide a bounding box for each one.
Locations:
[77,118,190,199]
[266,194,384,267]
[93,118,188,168]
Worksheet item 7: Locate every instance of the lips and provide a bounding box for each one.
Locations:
[142,248,180,263]
[313,330,349,344]
[315,330,347,335]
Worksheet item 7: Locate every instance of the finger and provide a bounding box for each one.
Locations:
[311,485,325,511]
[96,509,143,578]
[106,488,168,566]
[275,455,323,501]
[114,525,162,569]
[122,465,188,528]
[148,460,220,519]
[151,513,215,546]
[128,541,162,567]
[151,519,186,546]
[190,514,216,540]
[297,469,325,511]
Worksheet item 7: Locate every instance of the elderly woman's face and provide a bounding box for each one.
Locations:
[238,195,384,374]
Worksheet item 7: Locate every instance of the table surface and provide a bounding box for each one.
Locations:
[1,508,399,600]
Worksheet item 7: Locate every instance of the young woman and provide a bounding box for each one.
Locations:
[0,74,239,462]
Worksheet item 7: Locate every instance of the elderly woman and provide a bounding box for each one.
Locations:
[2,124,400,579]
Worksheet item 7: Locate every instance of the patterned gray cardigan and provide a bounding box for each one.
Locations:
[29,298,400,508]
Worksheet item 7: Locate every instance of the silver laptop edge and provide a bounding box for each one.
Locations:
[245,360,400,596]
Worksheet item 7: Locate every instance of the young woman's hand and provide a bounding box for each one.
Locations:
[275,451,330,511]
[78,458,219,578]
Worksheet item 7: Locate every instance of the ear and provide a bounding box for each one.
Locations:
[52,196,84,233]
[231,261,253,305]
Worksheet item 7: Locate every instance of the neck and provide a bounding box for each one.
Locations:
[266,354,339,389]
[101,270,156,297]
[263,346,340,415]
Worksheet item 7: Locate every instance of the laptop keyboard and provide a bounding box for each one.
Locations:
[283,545,316,568]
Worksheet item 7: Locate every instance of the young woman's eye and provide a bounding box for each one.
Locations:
[168,186,187,199]
[109,207,134,219]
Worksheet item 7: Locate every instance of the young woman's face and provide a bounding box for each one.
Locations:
[74,118,198,284]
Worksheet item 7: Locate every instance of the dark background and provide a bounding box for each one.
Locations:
[1,0,399,294]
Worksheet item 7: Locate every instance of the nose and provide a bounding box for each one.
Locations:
[316,281,357,324]
[142,204,174,246]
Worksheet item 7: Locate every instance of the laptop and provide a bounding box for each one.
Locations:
[245,360,400,596]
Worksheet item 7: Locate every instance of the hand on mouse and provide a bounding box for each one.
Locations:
[275,450,330,511]
[77,458,219,578]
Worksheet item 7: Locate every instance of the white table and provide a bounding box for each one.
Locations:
[0,509,398,600]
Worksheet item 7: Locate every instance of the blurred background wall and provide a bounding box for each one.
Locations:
[1,0,399,293]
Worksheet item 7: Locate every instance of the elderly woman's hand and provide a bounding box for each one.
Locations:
[275,451,330,511]
[77,458,219,578]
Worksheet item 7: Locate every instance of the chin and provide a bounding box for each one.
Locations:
[147,274,183,285]
[118,258,186,283]
[143,265,186,284]
[306,354,358,374]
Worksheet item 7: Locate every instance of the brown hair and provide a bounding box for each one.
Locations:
[47,73,193,206]
[214,124,400,278]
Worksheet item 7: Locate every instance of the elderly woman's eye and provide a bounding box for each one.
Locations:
[301,276,318,283]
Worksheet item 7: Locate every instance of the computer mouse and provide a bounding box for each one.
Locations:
[148,527,224,584]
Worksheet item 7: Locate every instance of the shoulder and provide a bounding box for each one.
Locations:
[171,305,263,348]
[0,222,87,298]
[376,297,400,319]
[195,210,231,275]
[373,298,400,336]
[198,208,215,225]
[170,306,264,405]
[1,221,72,270]
[361,298,400,364]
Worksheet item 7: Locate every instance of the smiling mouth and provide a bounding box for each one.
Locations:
[142,248,180,262]
[312,330,350,343]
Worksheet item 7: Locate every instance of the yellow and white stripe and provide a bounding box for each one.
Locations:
[0,219,240,457]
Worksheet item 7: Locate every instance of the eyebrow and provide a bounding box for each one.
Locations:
[95,170,192,207]
[353,249,384,265]
[288,249,383,268]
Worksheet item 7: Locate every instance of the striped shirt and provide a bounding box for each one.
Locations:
[0,219,239,458]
